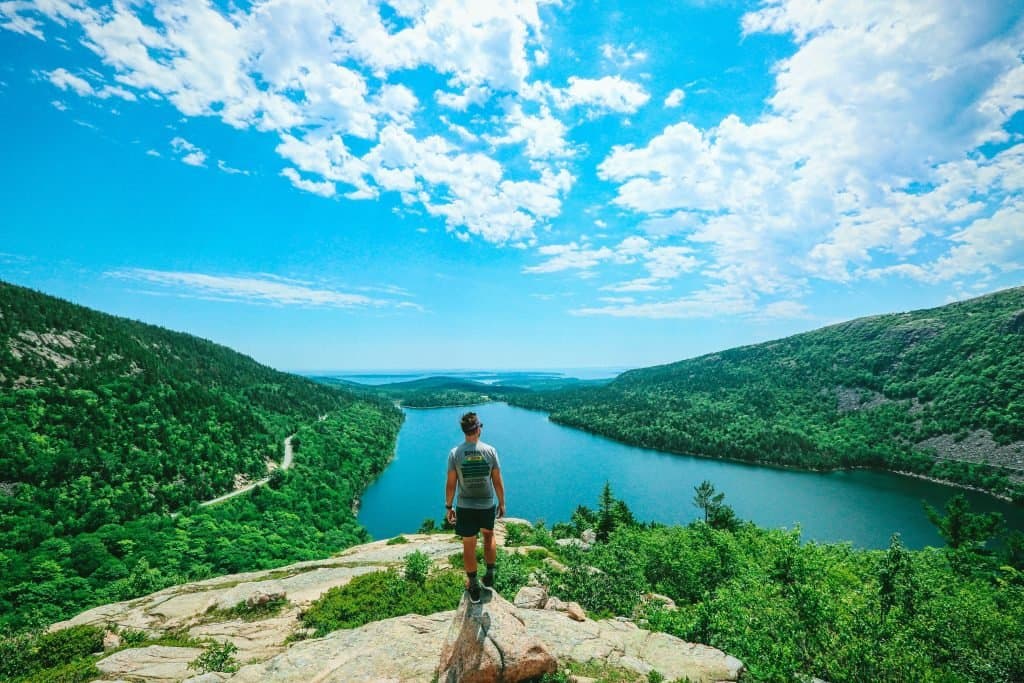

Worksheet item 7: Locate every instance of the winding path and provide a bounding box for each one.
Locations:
[172,413,328,516]
[196,432,296,509]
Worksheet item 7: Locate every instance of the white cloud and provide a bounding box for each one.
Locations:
[600,278,668,293]
[170,136,207,167]
[107,268,414,310]
[217,159,249,175]
[435,84,491,111]
[440,116,479,143]
[555,76,650,115]
[573,284,756,318]
[645,246,700,279]
[597,0,1024,304]
[638,211,705,237]
[47,67,93,95]
[145,149,160,157]
[601,42,647,69]
[5,0,573,244]
[0,1,46,39]
[523,242,617,275]
[484,104,572,158]
[46,67,137,100]
[525,234,700,285]
[357,124,574,243]
[663,88,685,108]
[280,168,336,198]
[51,99,67,110]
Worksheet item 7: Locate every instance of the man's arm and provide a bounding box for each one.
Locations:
[445,469,458,524]
[491,468,505,518]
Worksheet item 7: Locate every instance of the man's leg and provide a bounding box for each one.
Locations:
[462,533,482,603]
[481,527,497,588]
[481,529,497,565]
[462,534,478,574]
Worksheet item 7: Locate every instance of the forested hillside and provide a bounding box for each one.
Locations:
[0,281,403,631]
[510,287,1024,501]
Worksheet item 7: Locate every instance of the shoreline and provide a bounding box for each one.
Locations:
[534,406,1021,506]
[388,399,1021,506]
[887,469,1014,503]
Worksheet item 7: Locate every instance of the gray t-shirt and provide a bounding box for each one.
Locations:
[448,440,501,509]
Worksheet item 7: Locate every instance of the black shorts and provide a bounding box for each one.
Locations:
[455,506,496,538]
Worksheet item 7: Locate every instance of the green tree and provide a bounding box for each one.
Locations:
[692,480,739,531]
[878,533,915,619]
[693,480,722,524]
[924,494,1003,551]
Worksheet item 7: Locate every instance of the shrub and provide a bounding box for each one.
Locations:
[404,550,431,585]
[387,535,409,545]
[504,522,531,546]
[20,657,101,683]
[189,640,240,674]
[0,625,105,680]
[220,595,289,621]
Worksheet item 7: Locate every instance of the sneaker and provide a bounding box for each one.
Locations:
[467,579,481,604]
[482,570,495,589]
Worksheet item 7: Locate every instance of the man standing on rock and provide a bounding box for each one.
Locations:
[446,411,505,604]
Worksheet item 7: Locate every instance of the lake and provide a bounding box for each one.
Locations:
[357,402,1024,548]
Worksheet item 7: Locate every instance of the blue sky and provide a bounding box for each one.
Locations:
[1,0,1022,372]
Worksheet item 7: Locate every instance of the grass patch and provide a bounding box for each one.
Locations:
[206,596,290,622]
[386,535,409,545]
[142,628,207,649]
[300,568,463,636]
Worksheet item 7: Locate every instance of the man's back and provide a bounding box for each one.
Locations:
[448,440,500,509]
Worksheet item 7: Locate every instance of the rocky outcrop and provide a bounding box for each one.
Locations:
[521,610,743,683]
[230,612,450,682]
[231,599,741,683]
[47,532,743,682]
[437,590,557,682]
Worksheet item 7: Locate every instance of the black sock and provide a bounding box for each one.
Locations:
[467,570,478,582]
[485,563,495,576]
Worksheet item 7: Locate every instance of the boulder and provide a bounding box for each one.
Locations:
[543,596,566,612]
[437,590,557,683]
[643,593,677,611]
[103,629,122,650]
[513,585,548,609]
[544,557,568,573]
[581,529,597,545]
[521,610,744,683]
[565,602,586,622]
[244,590,285,609]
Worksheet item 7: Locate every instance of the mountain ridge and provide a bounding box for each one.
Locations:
[508,286,1024,500]
[0,280,403,632]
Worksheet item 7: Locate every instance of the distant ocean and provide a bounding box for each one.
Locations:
[299,367,630,386]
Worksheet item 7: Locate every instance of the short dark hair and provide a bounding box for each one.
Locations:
[460,411,482,434]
